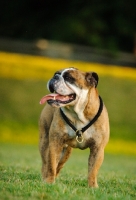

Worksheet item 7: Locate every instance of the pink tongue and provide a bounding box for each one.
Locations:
[40,93,69,104]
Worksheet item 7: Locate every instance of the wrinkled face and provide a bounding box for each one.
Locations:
[40,68,99,107]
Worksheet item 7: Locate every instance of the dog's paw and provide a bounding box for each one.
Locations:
[45,176,55,184]
[89,183,99,188]
[88,180,98,188]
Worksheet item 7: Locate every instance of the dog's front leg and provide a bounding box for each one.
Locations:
[88,146,104,187]
[45,142,63,183]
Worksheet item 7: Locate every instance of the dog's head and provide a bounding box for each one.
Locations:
[40,68,99,107]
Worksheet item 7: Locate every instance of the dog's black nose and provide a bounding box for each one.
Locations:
[54,74,60,80]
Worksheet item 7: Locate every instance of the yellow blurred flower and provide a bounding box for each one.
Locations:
[0,51,136,80]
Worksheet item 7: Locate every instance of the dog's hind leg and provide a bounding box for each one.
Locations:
[56,146,72,177]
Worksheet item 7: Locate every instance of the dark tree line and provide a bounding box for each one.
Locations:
[0,0,135,53]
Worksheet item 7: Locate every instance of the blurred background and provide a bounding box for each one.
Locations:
[0,0,136,155]
[0,0,136,55]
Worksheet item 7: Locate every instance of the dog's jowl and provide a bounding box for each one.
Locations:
[39,68,110,187]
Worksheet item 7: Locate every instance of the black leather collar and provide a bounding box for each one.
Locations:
[60,96,103,143]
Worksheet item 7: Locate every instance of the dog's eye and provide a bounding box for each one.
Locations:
[63,73,75,83]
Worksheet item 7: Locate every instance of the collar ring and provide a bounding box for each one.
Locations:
[76,130,84,143]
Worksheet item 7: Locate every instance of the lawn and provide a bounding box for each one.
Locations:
[0,51,136,199]
[0,144,136,200]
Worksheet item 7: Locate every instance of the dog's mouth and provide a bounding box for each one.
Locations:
[40,93,76,105]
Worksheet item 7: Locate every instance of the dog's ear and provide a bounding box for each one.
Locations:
[85,72,99,87]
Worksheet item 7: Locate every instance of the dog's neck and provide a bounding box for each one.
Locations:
[61,87,100,124]
[84,88,100,120]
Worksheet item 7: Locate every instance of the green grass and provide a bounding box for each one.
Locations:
[0,144,136,200]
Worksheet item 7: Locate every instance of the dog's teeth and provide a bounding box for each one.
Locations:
[54,96,56,100]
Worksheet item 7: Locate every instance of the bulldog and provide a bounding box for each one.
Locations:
[39,67,109,187]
